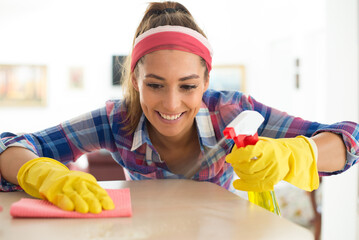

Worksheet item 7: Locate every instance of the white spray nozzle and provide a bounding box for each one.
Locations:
[224,110,264,138]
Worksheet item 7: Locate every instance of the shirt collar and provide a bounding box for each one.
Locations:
[131,102,218,151]
[131,113,152,151]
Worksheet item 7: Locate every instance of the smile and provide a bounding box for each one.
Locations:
[158,112,183,120]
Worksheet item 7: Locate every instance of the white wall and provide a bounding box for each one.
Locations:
[0,0,327,132]
[321,0,359,239]
[0,0,145,132]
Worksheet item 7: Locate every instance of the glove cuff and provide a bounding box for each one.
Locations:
[302,136,318,163]
[288,136,319,191]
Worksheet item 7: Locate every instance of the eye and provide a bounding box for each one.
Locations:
[146,83,163,89]
[181,85,198,91]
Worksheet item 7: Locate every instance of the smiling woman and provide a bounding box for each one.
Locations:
[121,8,211,135]
[0,1,359,218]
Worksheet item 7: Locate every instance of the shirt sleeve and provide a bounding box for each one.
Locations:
[248,95,359,176]
[0,105,117,191]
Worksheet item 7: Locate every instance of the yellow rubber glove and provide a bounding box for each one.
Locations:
[17,157,115,213]
[226,136,319,192]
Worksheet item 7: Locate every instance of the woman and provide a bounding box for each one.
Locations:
[0,1,358,214]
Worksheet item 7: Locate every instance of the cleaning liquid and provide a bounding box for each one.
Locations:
[248,191,281,215]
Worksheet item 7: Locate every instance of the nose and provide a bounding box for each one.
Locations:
[162,88,181,112]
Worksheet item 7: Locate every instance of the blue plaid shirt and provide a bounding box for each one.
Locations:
[1,90,359,191]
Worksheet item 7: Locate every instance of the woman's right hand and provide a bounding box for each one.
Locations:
[17,157,115,213]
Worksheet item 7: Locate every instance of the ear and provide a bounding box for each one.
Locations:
[132,74,139,92]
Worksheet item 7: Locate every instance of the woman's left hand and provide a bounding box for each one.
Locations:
[225,136,319,192]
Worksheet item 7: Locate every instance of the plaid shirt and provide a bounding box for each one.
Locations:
[1,90,359,192]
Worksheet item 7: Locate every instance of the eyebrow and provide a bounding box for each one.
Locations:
[144,73,200,81]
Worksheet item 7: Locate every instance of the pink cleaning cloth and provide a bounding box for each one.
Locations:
[10,189,132,218]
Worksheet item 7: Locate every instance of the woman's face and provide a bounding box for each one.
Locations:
[133,50,209,139]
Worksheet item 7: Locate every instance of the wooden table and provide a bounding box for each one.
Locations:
[0,179,313,240]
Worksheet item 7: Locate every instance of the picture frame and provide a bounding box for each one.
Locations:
[0,64,47,106]
[68,66,84,89]
[209,65,246,92]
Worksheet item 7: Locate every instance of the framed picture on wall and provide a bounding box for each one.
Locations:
[209,65,246,92]
[0,64,47,106]
[112,55,126,86]
[68,66,84,89]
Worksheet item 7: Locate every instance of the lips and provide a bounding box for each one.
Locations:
[158,112,183,120]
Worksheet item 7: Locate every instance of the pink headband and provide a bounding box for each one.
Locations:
[131,25,213,73]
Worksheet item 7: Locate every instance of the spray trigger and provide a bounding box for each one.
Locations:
[223,110,264,148]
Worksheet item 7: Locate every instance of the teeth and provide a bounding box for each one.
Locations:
[159,112,182,120]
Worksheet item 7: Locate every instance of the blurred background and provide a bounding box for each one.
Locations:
[0,0,358,239]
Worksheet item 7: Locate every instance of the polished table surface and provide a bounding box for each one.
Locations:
[0,179,313,240]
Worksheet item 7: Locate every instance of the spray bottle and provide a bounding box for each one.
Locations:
[223,110,281,215]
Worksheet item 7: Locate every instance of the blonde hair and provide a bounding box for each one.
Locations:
[121,1,208,134]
